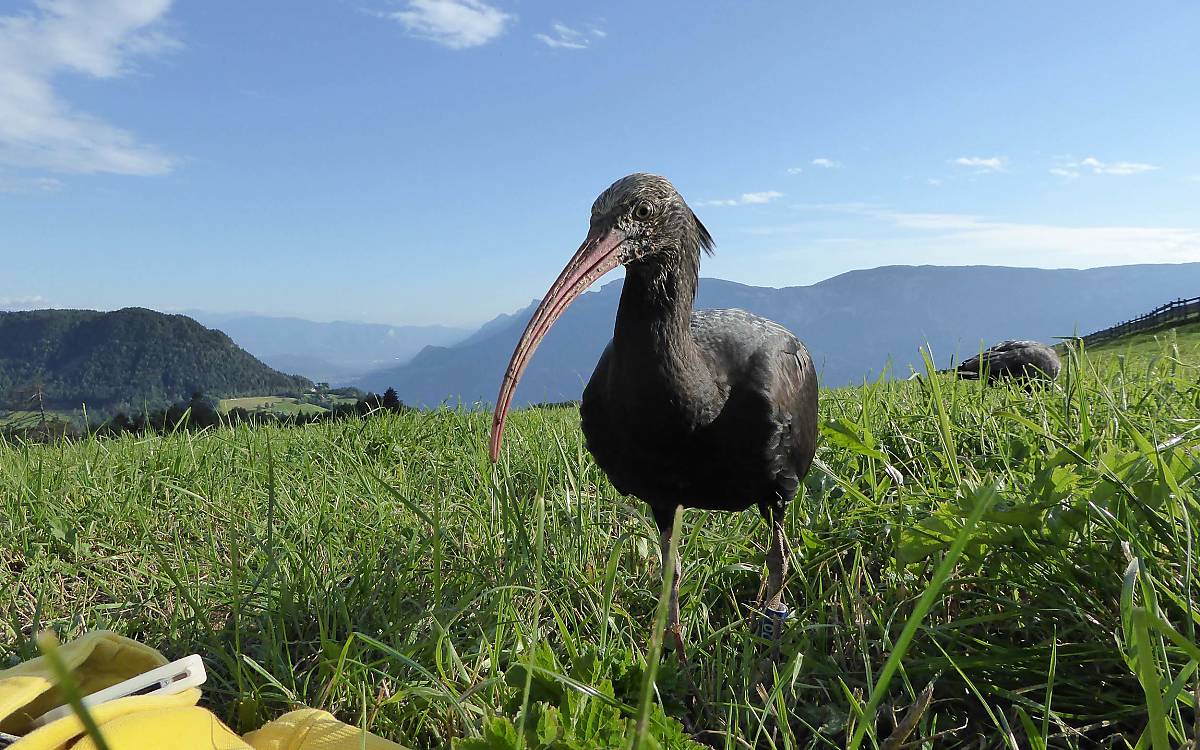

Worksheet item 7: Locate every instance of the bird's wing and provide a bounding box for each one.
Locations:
[692,309,819,506]
[765,338,818,505]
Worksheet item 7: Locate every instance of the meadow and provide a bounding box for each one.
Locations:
[0,412,43,428]
[218,395,329,417]
[2,329,1198,749]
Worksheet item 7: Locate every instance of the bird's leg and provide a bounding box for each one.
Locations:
[763,516,789,610]
[757,511,791,667]
[659,520,686,661]
[656,507,712,732]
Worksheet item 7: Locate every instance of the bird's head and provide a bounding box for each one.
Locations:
[588,173,714,267]
[487,173,713,462]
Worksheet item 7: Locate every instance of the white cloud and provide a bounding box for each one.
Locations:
[390,0,512,49]
[872,209,983,231]
[786,167,803,175]
[0,294,48,310]
[1079,156,1159,175]
[811,158,841,169]
[0,174,62,193]
[588,26,606,38]
[698,191,784,207]
[952,156,1006,172]
[535,21,591,49]
[741,191,783,204]
[763,204,1200,266]
[1053,156,1160,177]
[0,0,178,175]
[926,178,943,186]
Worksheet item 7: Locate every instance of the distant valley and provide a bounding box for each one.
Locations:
[185,311,468,383]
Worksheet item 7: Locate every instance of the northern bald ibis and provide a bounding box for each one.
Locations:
[954,340,1061,382]
[489,173,819,655]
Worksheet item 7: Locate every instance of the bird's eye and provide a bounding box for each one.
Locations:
[632,201,653,221]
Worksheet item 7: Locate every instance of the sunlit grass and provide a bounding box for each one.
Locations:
[0,411,50,428]
[2,331,1198,748]
[218,396,327,416]
[1083,319,1200,365]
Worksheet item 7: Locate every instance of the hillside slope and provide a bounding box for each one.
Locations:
[355,262,1200,406]
[1084,318,1200,362]
[0,308,312,413]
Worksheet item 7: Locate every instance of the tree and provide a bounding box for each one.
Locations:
[29,383,47,426]
[382,387,402,412]
[105,412,132,435]
[187,392,220,428]
[227,407,250,425]
[357,393,383,416]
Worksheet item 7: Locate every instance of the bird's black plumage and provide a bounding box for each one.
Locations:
[577,174,818,526]
[582,304,818,522]
[955,340,1061,382]
[490,173,818,654]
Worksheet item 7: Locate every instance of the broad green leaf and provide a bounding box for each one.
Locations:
[820,418,886,461]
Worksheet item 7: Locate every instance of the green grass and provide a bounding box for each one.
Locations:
[1084,319,1200,365]
[0,410,76,428]
[2,332,1198,748]
[0,411,45,428]
[219,396,327,416]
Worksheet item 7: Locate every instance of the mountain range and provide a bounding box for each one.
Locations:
[184,311,468,383]
[353,263,1200,407]
[5,263,1196,415]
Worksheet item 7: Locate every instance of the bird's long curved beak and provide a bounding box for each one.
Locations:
[489,225,626,462]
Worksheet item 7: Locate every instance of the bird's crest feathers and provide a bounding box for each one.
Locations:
[692,210,715,257]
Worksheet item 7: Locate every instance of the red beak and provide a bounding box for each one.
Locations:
[489,224,626,462]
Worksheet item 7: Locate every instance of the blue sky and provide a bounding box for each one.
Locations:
[1,1,1197,326]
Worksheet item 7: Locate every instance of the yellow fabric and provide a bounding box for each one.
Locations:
[243,709,404,750]
[0,631,171,737]
[13,695,246,750]
[0,631,405,750]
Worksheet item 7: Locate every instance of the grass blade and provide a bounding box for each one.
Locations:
[847,483,996,750]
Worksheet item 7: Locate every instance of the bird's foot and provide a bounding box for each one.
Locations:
[757,600,790,642]
[656,624,686,664]
[750,601,789,687]
[670,626,687,663]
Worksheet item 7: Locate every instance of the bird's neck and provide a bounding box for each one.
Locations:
[612,251,712,405]
[615,251,698,348]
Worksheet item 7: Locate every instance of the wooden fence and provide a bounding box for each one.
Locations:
[1080,296,1200,346]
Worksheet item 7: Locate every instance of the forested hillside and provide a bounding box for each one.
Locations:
[0,308,311,414]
